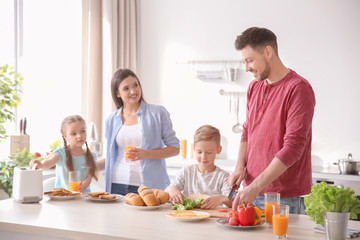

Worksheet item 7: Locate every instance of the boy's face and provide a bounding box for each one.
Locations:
[194,140,222,167]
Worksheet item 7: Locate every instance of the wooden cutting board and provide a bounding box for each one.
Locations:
[197,207,231,218]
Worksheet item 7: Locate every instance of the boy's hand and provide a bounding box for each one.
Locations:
[200,195,226,210]
[167,187,184,204]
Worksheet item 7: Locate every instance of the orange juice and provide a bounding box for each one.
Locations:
[265,202,278,224]
[272,214,289,236]
[69,181,81,192]
[180,139,187,158]
[125,146,136,160]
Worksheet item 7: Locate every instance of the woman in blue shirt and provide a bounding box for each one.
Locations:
[101,69,180,195]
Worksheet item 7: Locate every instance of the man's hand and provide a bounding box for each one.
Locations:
[228,167,246,189]
[232,184,262,211]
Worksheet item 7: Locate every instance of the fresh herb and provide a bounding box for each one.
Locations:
[173,197,204,210]
[304,181,360,225]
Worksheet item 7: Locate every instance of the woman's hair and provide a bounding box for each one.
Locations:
[194,125,221,146]
[60,115,98,181]
[234,27,278,55]
[110,68,145,109]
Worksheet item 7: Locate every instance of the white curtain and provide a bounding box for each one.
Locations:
[82,0,139,141]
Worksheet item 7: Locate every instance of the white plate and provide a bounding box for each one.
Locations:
[166,210,211,222]
[124,202,161,210]
[85,195,123,202]
[47,195,77,200]
[216,218,265,229]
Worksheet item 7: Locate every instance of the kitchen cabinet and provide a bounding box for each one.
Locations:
[1,197,359,240]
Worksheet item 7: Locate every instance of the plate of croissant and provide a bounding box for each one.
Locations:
[123,185,169,210]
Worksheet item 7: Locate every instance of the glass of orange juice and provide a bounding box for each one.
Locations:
[264,192,280,225]
[272,204,289,239]
[68,171,81,192]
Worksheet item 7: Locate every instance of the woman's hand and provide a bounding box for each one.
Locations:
[127,148,147,161]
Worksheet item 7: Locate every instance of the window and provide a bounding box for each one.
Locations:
[0,0,82,157]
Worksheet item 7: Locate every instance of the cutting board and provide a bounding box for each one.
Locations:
[198,207,231,218]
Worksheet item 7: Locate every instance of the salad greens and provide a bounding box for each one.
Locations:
[173,197,204,211]
[304,181,360,225]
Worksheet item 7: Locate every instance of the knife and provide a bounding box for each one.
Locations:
[20,118,23,135]
[23,117,27,135]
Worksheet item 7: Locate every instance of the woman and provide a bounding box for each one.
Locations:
[102,69,180,195]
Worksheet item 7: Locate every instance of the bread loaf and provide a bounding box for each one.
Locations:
[152,189,169,204]
[124,193,145,206]
[138,185,160,206]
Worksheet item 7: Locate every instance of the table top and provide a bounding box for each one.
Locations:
[1,197,360,240]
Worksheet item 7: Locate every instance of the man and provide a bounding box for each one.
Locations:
[228,27,315,214]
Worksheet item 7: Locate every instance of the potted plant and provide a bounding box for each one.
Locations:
[0,64,23,142]
[0,149,42,198]
[304,181,360,239]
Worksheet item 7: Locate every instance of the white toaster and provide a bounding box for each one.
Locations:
[12,166,43,203]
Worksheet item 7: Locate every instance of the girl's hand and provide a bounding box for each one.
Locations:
[79,174,92,192]
[29,159,42,169]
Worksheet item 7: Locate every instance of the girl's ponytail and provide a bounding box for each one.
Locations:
[85,141,98,181]
[63,136,74,172]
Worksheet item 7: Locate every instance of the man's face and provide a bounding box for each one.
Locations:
[241,45,270,81]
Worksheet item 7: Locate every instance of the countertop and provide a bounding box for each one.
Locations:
[1,197,359,240]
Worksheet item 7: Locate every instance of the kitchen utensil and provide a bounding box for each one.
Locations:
[232,98,242,133]
[333,153,360,175]
[23,117,27,135]
[226,67,238,82]
[19,118,23,135]
[12,166,43,203]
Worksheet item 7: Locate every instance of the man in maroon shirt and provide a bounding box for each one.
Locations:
[229,27,315,214]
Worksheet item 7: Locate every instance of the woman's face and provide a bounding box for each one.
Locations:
[116,76,142,105]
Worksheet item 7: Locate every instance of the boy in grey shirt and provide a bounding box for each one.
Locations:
[166,125,232,209]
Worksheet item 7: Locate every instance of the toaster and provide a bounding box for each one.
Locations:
[12,166,43,203]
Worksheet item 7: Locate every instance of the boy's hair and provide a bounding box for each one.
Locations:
[194,125,221,146]
[234,27,278,55]
[60,115,98,181]
[110,68,146,109]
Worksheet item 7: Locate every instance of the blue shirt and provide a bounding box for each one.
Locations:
[54,147,97,192]
[105,101,180,192]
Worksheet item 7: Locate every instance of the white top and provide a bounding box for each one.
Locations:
[112,124,143,186]
[169,164,232,197]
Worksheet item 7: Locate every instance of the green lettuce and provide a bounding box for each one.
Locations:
[304,181,360,225]
[173,197,204,210]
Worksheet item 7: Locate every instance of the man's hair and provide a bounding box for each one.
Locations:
[234,27,278,55]
[194,125,221,146]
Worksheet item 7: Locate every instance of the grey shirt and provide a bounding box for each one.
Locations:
[169,164,232,197]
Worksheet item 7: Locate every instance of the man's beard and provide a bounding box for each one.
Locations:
[256,61,270,81]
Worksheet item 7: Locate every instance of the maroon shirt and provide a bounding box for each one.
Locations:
[241,69,315,197]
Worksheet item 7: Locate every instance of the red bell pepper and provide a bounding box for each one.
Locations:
[237,201,256,226]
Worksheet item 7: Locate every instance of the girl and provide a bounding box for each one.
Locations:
[30,115,98,192]
[97,69,180,196]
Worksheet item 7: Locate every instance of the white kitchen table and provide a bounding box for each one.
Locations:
[1,197,360,240]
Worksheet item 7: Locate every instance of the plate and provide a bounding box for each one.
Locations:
[124,202,161,210]
[166,210,211,222]
[85,195,123,202]
[216,218,265,229]
[47,195,77,200]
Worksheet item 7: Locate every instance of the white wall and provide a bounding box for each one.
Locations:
[139,0,360,165]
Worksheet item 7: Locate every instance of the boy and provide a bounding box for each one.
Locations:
[166,125,232,209]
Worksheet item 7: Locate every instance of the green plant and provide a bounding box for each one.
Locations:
[0,64,23,142]
[304,181,360,225]
[0,149,41,197]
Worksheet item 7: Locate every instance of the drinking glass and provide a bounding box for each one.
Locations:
[272,204,289,239]
[125,136,142,163]
[264,192,280,225]
[68,171,81,192]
